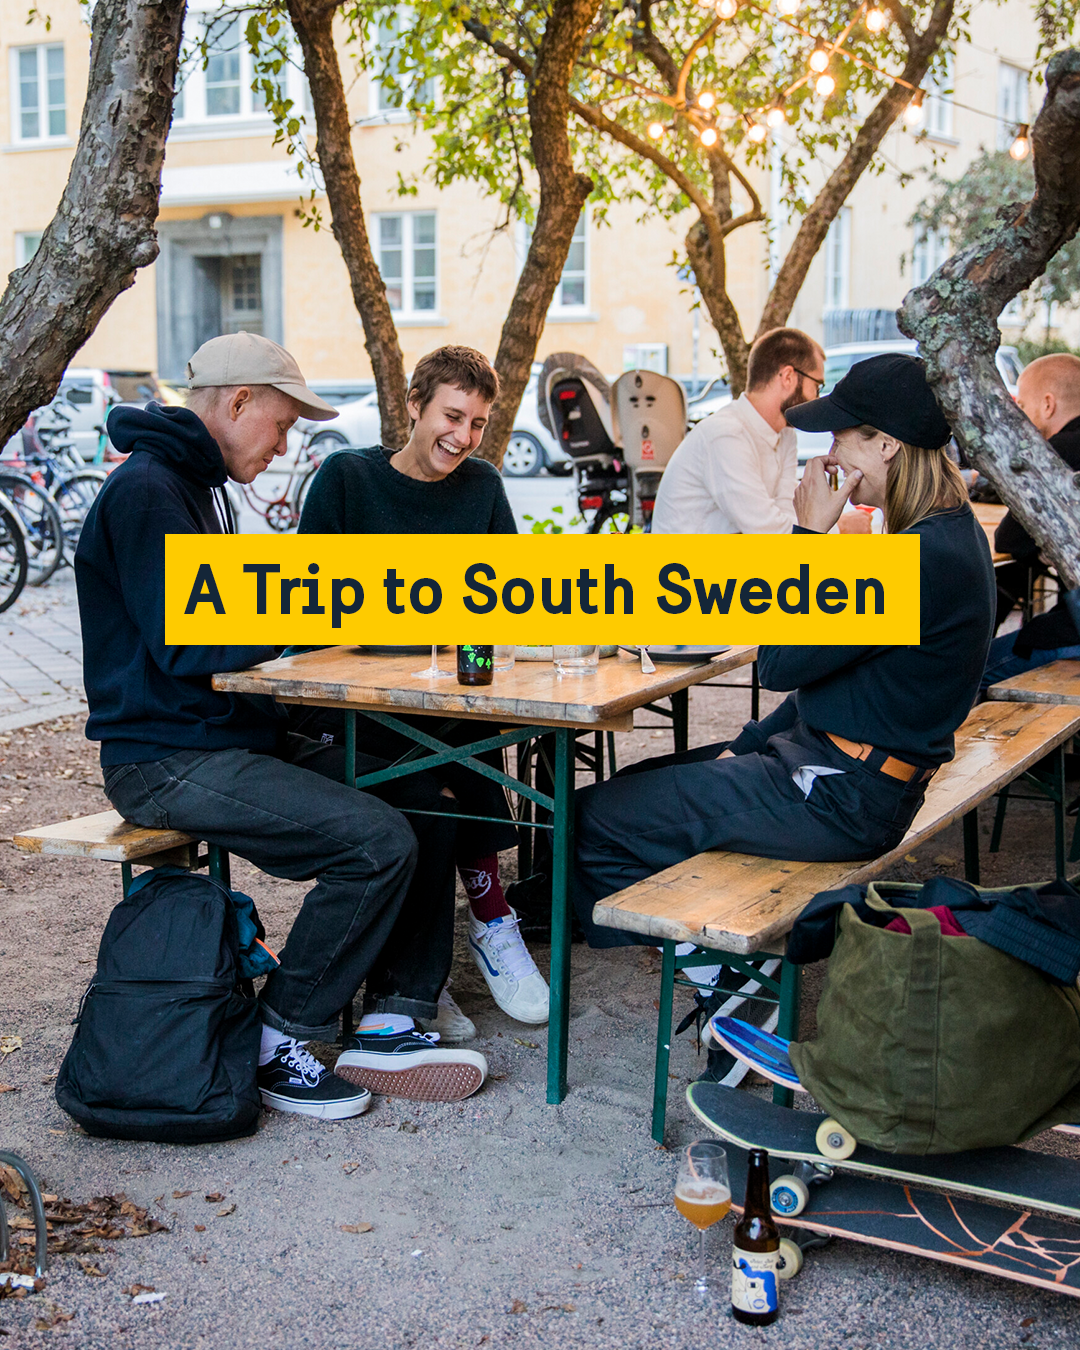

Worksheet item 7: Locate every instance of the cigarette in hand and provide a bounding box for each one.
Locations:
[830,470,839,492]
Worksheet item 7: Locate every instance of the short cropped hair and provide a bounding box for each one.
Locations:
[408,346,500,414]
[746,328,823,392]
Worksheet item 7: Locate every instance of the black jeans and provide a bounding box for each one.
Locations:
[286,706,518,859]
[103,733,458,1038]
[573,696,929,948]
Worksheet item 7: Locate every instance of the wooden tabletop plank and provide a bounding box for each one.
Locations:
[971,501,1011,564]
[987,659,1080,705]
[14,810,197,862]
[213,645,758,729]
[593,700,1080,953]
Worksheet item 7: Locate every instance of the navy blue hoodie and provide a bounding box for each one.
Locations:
[75,403,284,765]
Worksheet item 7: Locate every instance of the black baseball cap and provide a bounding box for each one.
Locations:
[785,353,951,449]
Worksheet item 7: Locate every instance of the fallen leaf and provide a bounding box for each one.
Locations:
[204,1192,224,1203]
[39,1074,56,1083]
[398,1121,419,1134]
[41,1195,57,1204]
[216,1204,236,1217]
[153,1196,165,1205]
[34,1309,74,1330]
[194,1225,206,1233]
[122,1284,155,1297]
[172,1190,192,1200]
[0,1084,16,1093]
[1021,1318,1037,1328]
[934,854,957,867]
[904,854,918,864]
[341,1162,361,1176]
[540,1304,576,1313]
[513,1038,539,1049]
[0,1037,21,1056]
[189,1252,208,1264]
[77,1260,104,1277]
[509,1299,527,1315]
[339,1222,374,1234]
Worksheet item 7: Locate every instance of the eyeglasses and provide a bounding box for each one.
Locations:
[793,368,826,394]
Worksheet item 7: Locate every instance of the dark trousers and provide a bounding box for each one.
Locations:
[103,733,458,1038]
[573,697,929,948]
[286,706,518,859]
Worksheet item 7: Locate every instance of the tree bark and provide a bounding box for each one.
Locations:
[286,0,410,447]
[899,49,1080,587]
[0,0,186,446]
[473,0,599,468]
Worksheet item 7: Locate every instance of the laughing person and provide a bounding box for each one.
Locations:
[295,346,550,1034]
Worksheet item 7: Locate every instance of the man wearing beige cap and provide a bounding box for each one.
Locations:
[74,332,487,1126]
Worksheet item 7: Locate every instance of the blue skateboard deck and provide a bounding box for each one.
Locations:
[717,1132,1080,1298]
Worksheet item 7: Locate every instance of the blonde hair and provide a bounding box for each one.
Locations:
[851,425,966,535]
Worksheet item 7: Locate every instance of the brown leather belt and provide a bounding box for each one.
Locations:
[826,732,934,784]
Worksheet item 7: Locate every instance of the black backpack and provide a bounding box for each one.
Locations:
[55,868,262,1144]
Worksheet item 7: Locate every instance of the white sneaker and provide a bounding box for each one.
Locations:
[420,982,477,1042]
[468,909,550,1025]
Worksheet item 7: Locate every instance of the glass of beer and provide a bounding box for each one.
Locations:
[675,1139,731,1296]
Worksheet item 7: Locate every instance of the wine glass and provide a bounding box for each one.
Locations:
[414,644,454,679]
[675,1139,731,1296]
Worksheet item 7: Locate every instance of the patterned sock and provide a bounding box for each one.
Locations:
[357,1012,415,1036]
[458,853,512,923]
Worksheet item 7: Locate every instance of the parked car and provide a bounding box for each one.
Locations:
[291,384,382,461]
[43,368,164,461]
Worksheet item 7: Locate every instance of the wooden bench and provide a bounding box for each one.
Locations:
[592,700,1080,1143]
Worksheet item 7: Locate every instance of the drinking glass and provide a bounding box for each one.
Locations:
[414,644,454,679]
[493,645,516,672]
[553,644,599,675]
[674,1139,731,1296]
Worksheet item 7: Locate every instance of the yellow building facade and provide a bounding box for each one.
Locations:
[0,0,1053,386]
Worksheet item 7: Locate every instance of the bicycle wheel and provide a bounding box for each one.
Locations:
[291,463,320,526]
[0,499,29,613]
[52,469,107,555]
[0,473,64,584]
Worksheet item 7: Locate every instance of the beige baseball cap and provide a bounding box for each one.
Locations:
[186,331,338,422]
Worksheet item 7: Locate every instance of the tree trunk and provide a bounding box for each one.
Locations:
[477,0,599,468]
[286,0,410,447]
[0,0,186,446]
[899,48,1080,587]
[686,217,750,394]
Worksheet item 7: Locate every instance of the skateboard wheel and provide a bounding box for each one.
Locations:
[777,1237,803,1279]
[770,1175,809,1217]
[816,1118,857,1160]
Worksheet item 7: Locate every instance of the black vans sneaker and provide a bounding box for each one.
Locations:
[335,1026,487,1102]
[258,1040,372,1120]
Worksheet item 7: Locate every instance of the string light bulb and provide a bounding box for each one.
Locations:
[815,72,836,97]
[864,5,887,32]
[766,102,787,127]
[776,0,799,13]
[698,91,716,110]
[1009,123,1031,159]
[747,121,767,142]
[647,121,665,140]
[715,0,738,18]
[808,42,830,74]
[903,88,925,126]
[700,126,719,146]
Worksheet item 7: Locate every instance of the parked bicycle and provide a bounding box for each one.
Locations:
[0,490,29,612]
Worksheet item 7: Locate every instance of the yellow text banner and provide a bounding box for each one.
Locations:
[165,533,920,645]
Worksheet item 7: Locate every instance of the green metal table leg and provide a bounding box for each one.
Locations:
[606,731,617,776]
[773,957,801,1109]
[671,688,689,754]
[1054,743,1067,879]
[962,809,980,884]
[652,940,677,1144]
[208,845,231,889]
[345,710,357,789]
[547,728,575,1104]
[121,862,133,897]
[989,785,1009,854]
[751,661,760,722]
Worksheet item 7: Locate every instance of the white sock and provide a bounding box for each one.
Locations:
[690,963,723,989]
[259,1023,307,1067]
[357,1012,415,1036]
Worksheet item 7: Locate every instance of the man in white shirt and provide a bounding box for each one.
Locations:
[652,328,825,535]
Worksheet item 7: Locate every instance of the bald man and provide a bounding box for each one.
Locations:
[981,353,1080,692]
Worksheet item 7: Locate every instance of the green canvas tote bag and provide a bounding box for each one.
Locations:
[789,883,1080,1154]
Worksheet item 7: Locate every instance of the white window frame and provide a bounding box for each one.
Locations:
[15,231,43,267]
[926,53,954,140]
[366,7,435,122]
[823,207,850,312]
[10,43,66,145]
[997,63,1029,151]
[516,209,592,318]
[912,226,950,286]
[373,210,439,322]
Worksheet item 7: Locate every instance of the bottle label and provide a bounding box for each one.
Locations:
[731,1245,779,1315]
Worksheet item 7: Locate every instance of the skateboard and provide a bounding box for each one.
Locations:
[714,1128,1080,1298]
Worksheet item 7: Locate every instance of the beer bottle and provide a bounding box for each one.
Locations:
[457,644,494,686]
[731,1148,780,1325]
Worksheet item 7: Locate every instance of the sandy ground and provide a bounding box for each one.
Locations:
[2,685,1080,1349]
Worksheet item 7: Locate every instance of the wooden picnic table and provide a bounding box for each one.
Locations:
[213,643,757,1104]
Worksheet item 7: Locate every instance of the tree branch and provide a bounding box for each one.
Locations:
[900,48,1080,586]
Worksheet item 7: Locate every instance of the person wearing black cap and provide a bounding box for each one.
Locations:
[570,354,996,950]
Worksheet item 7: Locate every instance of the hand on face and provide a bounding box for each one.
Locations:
[793,453,862,534]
